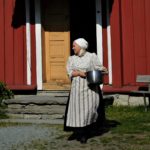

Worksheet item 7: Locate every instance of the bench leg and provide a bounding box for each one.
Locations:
[127,95,130,106]
[143,94,147,112]
[148,96,150,107]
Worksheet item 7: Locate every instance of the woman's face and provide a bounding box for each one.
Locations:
[72,42,81,55]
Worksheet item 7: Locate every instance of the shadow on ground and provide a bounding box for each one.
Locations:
[86,119,121,140]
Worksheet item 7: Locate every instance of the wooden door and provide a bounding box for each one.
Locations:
[42,0,70,90]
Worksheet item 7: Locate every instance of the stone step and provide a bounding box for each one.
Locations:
[37,90,69,97]
[3,92,114,120]
[3,93,69,119]
[4,95,68,105]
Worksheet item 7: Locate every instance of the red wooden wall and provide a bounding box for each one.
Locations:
[1,0,150,91]
[110,0,150,89]
[0,0,36,90]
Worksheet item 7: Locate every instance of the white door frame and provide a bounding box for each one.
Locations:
[96,0,112,85]
[34,0,113,90]
[25,0,31,85]
[96,0,103,64]
[35,0,43,90]
[106,0,112,84]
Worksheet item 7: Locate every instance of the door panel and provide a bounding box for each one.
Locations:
[42,0,70,90]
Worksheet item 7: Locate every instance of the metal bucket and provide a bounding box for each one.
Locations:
[86,70,103,85]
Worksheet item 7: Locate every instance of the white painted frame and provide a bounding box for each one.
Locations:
[96,0,103,64]
[96,0,113,85]
[33,0,112,89]
[25,0,31,85]
[106,0,112,84]
[35,0,43,90]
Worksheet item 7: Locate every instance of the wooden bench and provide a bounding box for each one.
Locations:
[128,75,150,112]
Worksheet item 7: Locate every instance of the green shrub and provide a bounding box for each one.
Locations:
[0,81,14,105]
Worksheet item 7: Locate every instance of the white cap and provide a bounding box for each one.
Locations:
[74,38,88,49]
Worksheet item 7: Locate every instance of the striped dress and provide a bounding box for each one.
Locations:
[65,52,104,128]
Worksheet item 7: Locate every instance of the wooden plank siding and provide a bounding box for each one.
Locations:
[0,0,150,92]
[4,0,14,85]
[31,24,36,86]
[109,0,150,89]
[102,0,109,84]
[110,0,123,87]
[0,0,36,90]
[121,0,135,85]
[145,0,150,75]
[0,0,5,81]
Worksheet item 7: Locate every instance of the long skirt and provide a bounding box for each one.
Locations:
[64,76,105,131]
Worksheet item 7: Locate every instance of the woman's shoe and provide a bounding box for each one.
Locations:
[67,132,77,141]
[80,136,87,144]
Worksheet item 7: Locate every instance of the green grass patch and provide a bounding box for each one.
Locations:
[105,106,150,134]
[0,122,32,127]
[0,101,9,119]
[99,106,150,149]
[0,107,9,119]
[0,113,9,119]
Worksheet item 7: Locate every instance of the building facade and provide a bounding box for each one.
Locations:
[0,0,150,92]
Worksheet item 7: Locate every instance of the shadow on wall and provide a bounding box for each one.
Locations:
[11,0,114,52]
[102,0,114,28]
[11,0,35,28]
[11,0,114,29]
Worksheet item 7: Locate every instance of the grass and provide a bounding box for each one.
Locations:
[105,106,150,134]
[0,113,9,119]
[98,106,150,149]
[0,105,9,119]
[0,122,32,127]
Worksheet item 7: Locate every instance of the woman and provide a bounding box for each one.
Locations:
[64,38,107,143]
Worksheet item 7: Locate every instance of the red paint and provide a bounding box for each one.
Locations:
[102,0,109,84]
[31,24,37,85]
[102,28,109,84]
[110,0,123,87]
[109,0,150,90]
[8,84,37,90]
[0,0,35,90]
[133,0,147,75]
[103,85,139,93]
[121,0,135,85]
[1,0,150,92]
[145,0,150,74]
[0,0,5,81]
[23,26,27,85]
[14,27,25,85]
[4,0,14,85]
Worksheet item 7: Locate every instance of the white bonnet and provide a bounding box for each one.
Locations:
[74,38,88,50]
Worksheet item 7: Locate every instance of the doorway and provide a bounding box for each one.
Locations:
[70,0,96,54]
[41,0,71,90]
[41,0,96,90]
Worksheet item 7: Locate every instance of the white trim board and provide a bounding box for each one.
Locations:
[106,0,112,84]
[25,0,31,85]
[96,0,103,64]
[35,0,43,90]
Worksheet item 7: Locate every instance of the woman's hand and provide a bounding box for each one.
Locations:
[72,70,79,77]
[72,70,86,77]
[79,71,86,77]
[101,67,109,74]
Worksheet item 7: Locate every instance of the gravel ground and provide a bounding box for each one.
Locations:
[0,124,60,150]
[0,122,108,150]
